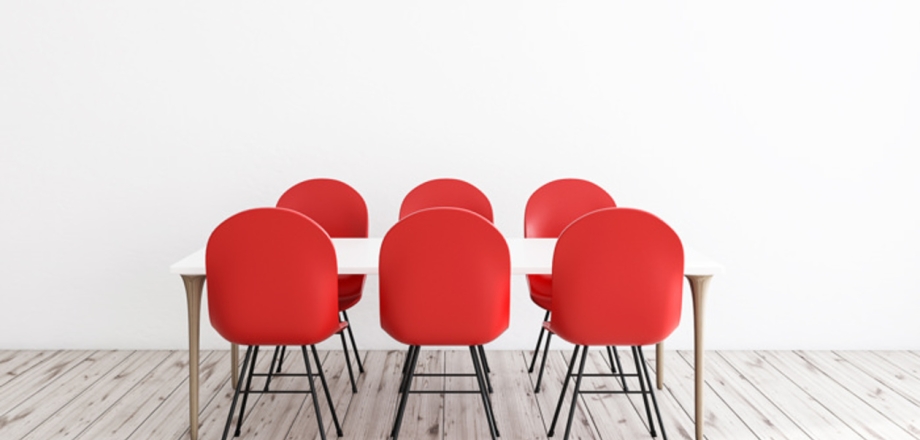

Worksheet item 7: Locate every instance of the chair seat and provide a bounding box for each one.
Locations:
[338,294,362,311]
[528,275,552,310]
[530,292,552,311]
[337,275,364,311]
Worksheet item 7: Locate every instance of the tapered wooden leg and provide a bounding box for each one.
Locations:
[687,274,712,440]
[181,275,206,440]
[231,344,239,386]
[656,342,664,390]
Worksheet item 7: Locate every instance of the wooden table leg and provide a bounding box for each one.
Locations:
[687,274,712,440]
[181,275,206,440]
[656,342,664,389]
[231,343,239,386]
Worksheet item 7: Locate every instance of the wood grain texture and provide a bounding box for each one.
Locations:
[650,349,757,440]
[720,351,860,439]
[442,350,491,440]
[125,350,228,440]
[759,351,913,439]
[579,349,672,440]
[483,351,545,440]
[529,349,601,439]
[839,351,920,406]
[686,351,807,440]
[0,351,92,416]
[0,351,59,389]
[395,348,444,440]
[334,350,405,440]
[76,350,193,440]
[796,351,920,438]
[1,350,917,440]
[20,351,167,440]
[0,351,131,437]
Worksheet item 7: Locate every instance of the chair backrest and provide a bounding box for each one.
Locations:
[206,208,340,346]
[551,207,684,346]
[524,178,616,238]
[276,178,369,238]
[379,207,510,346]
[399,178,494,222]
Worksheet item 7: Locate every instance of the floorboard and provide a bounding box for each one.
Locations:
[0,351,60,390]
[688,351,808,440]
[760,351,912,439]
[796,351,920,438]
[650,349,754,440]
[0,351,131,437]
[0,350,915,439]
[719,351,861,439]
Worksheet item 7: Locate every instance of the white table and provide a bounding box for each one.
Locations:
[171,238,723,440]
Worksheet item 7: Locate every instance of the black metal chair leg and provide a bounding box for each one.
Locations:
[478,345,493,393]
[301,346,328,440]
[221,346,253,440]
[528,311,551,373]
[341,311,364,373]
[534,332,553,393]
[338,330,358,393]
[470,346,499,439]
[637,347,667,440]
[310,345,344,436]
[632,346,656,438]
[391,345,421,440]
[478,344,491,374]
[401,345,414,375]
[606,346,617,372]
[613,347,628,391]
[547,346,580,437]
[234,345,260,436]
[562,346,589,440]
[277,345,286,373]
[398,345,419,395]
[265,346,281,392]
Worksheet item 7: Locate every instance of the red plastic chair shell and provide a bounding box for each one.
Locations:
[399,178,494,222]
[379,207,510,346]
[277,178,368,311]
[206,207,341,346]
[548,207,684,347]
[524,179,616,307]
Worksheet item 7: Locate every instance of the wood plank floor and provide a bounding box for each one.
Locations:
[1,350,919,439]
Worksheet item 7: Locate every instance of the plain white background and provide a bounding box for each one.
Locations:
[1,1,918,351]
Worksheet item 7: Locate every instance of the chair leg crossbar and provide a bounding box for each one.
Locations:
[530,316,626,394]
[391,345,500,440]
[269,320,361,393]
[547,346,667,440]
[223,345,343,440]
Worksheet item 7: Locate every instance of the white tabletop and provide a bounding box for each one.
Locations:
[170,237,723,277]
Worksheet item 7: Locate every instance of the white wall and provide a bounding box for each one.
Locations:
[2,1,918,351]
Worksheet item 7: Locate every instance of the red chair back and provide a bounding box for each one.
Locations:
[277,178,368,238]
[524,178,616,238]
[551,208,683,346]
[277,178,368,308]
[206,208,340,346]
[399,178,493,222]
[524,179,616,300]
[380,208,510,346]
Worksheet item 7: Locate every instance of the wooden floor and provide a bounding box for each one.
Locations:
[1,349,919,439]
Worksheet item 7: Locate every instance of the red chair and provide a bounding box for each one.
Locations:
[274,178,368,392]
[524,179,619,393]
[206,207,346,440]
[399,178,493,222]
[398,178,496,375]
[380,208,510,440]
[544,207,683,440]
